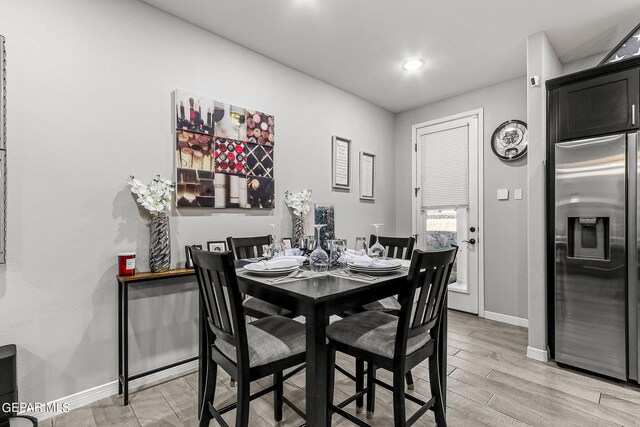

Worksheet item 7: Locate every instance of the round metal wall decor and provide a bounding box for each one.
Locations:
[491,120,528,161]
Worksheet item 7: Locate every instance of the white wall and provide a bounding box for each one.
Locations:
[0,0,396,404]
[394,77,528,320]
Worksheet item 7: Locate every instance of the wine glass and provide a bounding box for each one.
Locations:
[330,239,347,269]
[369,224,386,259]
[309,224,329,272]
[213,102,225,134]
[265,223,280,259]
[354,237,368,256]
[230,106,245,140]
[271,241,285,259]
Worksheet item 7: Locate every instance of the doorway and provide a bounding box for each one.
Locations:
[412,109,484,315]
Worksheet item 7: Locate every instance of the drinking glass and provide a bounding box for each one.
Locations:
[354,237,368,256]
[330,239,347,269]
[213,102,225,135]
[369,223,387,259]
[270,241,285,259]
[309,224,329,272]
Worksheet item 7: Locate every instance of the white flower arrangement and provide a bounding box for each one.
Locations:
[128,175,175,215]
[284,189,312,217]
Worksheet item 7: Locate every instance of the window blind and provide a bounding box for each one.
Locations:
[420,124,469,209]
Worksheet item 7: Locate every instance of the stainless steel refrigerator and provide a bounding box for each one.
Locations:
[555,132,639,381]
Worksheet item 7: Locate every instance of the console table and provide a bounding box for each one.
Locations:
[117,268,196,405]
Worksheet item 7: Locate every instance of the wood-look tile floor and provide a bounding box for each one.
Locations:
[45,310,640,426]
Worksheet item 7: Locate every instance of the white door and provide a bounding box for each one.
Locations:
[413,110,482,315]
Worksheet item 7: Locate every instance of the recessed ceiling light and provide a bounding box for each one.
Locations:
[402,59,425,71]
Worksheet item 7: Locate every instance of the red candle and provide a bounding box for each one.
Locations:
[118,252,136,275]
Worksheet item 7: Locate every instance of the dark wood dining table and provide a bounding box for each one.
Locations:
[198,264,448,427]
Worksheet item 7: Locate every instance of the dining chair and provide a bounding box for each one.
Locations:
[190,248,306,427]
[326,247,457,427]
[0,344,38,426]
[226,235,293,319]
[339,235,417,389]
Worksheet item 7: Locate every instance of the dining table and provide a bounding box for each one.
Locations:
[198,261,448,427]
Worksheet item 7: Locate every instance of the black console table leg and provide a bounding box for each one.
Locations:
[118,281,123,396]
[123,283,129,406]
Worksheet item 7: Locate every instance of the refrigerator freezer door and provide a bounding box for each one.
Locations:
[555,134,627,380]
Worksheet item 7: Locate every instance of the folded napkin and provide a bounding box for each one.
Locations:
[271,255,306,265]
[345,253,374,267]
[284,248,303,256]
[256,258,299,270]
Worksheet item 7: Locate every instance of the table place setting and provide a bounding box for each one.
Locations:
[328,251,411,282]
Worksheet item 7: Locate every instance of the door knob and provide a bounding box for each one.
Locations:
[462,238,476,245]
[469,227,476,232]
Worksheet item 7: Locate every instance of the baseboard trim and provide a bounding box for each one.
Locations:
[24,359,199,421]
[484,311,529,328]
[526,346,549,362]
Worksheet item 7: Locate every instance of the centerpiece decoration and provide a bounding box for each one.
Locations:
[284,189,312,248]
[128,175,175,272]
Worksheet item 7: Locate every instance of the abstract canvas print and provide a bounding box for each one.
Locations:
[214,137,247,176]
[176,169,215,208]
[247,177,275,208]
[246,109,275,146]
[177,130,214,172]
[246,143,274,177]
[214,102,247,140]
[175,90,216,135]
[174,90,275,209]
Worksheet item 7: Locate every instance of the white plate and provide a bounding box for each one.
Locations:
[347,261,402,271]
[346,267,400,276]
[243,264,299,276]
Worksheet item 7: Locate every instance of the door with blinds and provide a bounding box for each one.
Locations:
[415,113,480,314]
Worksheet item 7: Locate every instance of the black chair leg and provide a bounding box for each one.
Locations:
[274,372,283,425]
[366,363,376,419]
[199,361,217,427]
[327,347,337,425]
[393,368,407,427]
[429,352,447,426]
[236,377,250,427]
[355,359,365,413]
[405,370,415,390]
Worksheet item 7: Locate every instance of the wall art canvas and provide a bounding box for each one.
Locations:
[174,90,275,209]
[177,130,214,172]
[246,143,274,177]
[246,109,275,146]
[214,102,247,140]
[247,177,275,208]
[175,90,216,135]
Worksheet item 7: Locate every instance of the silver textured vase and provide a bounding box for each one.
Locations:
[149,214,170,272]
[292,215,304,248]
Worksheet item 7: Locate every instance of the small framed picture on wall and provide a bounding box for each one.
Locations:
[185,245,202,269]
[332,136,351,190]
[207,241,227,252]
[359,151,375,201]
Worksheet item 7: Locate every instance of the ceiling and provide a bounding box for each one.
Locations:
[141,0,640,113]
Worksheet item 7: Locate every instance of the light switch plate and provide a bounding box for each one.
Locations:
[514,188,523,200]
[497,189,509,200]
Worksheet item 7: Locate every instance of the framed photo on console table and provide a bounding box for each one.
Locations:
[207,241,227,252]
[359,151,375,201]
[332,136,351,190]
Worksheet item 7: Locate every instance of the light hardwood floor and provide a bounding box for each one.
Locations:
[45,310,640,426]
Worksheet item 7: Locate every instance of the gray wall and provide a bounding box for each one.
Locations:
[395,77,528,320]
[0,0,396,404]
[526,32,562,357]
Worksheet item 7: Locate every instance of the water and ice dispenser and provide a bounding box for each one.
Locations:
[567,217,609,260]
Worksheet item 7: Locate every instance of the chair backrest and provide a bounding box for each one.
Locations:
[226,235,273,260]
[369,235,416,260]
[190,247,249,367]
[395,247,457,361]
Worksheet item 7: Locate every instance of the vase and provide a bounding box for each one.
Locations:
[149,214,171,272]
[314,203,335,251]
[291,215,305,248]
